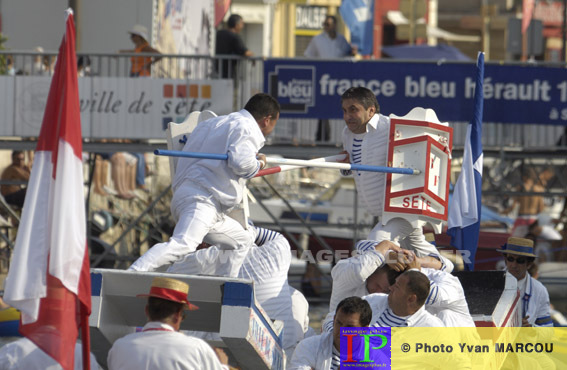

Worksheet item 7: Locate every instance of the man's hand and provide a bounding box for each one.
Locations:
[522,316,532,327]
[214,347,229,365]
[337,150,350,163]
[374,240,401,256]
[256,153,267,169]
[405,250,421,270]
[385,250,409,272]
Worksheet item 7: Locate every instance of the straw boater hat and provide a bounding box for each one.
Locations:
[137,277,199,310]
[128,24,149,42]
[496,237,537,258]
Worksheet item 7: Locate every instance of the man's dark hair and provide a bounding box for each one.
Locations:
[11,151,24,161]
[244,93,280,121]
[325,15,337,26]
[336,296,372,326]
[403,270,430,307]
[371,264,403,286]
[341,87,380,112]
[147,297,184,321]
[227,14,243,29]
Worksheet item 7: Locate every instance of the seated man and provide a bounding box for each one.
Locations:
[364,270,445,327]
[497,237,553,328]
[107,277,227,370]
[1,150,30,208]
[168,226,307,356]
[289,297,372,370]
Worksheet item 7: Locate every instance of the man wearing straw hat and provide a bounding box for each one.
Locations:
[497,237,553,327]
[107,277,227,369]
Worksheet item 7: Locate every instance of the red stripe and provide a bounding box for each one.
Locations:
[255,166,282,177]
[149,287,188,303]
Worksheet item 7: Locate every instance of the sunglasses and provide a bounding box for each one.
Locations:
[506,255,527,264]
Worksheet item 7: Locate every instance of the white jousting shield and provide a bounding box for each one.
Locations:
[382,107,453,233]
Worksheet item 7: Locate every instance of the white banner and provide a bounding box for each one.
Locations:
[10,76,233,139]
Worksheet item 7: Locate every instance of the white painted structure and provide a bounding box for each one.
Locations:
[90,268,285,369]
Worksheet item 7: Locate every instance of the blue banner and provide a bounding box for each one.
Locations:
[339,0,374,55]
[264,59,567,125]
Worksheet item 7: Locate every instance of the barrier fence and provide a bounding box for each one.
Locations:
[0,51,565,149]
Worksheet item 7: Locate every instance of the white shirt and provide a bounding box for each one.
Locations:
[168,229,304,351]
[363,293,445,327]
[0,339,100,370]
[107,322,224,370]
[422,268,475,327]
[303,32,352,58]
[518,274,553,327]
[341,114,390,217]
[289,332,335,370]
[172,109,264,208]
[326,248,385,324]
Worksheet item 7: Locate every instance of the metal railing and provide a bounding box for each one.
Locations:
[0,50,565,149]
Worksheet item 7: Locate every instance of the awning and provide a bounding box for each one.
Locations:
[381,44,472,61]
[387,10,481,43]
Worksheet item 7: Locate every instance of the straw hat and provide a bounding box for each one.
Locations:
[128,24,149,42]
[496,237,537,258]
[137,277,198,310]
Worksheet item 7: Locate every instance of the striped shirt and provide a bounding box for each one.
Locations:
[331,345,341,370]
[373,307,409,327]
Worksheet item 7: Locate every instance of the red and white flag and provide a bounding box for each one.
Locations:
[522,0,535,34]
[3,9,91,370]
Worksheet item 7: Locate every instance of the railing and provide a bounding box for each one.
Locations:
[0,50,566,149]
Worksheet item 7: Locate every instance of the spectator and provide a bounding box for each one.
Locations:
[120,25,161,77]
[24,47,52,76]
[304,15,357,143]
[107,277,226,370]
[504,168,551,237]
[77,56,91,77]
[215,14,253,79]
[1,151,31,208]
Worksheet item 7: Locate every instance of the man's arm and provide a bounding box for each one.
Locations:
[226,124,263,179]
[288,336,318,370]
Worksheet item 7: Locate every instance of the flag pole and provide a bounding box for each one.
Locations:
[81,304,91,370]
[154,149,421,175]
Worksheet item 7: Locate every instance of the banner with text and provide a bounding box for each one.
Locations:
[10,76,233,138]
[264,59,567,125]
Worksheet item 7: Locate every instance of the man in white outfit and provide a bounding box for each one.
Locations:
[323,239,459,331]
[168,226,308,357]
[364,270,444,327]
[289,296,372,370]
[498,237,553,328]
[338,87,454,273]
[107,277,227,370]
[129,93,280,274]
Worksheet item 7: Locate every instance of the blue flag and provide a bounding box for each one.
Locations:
[447,52,484,271]
[339,0,374,55]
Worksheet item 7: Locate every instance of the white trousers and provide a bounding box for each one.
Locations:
[129,185,252,275]
[368,217,454,272]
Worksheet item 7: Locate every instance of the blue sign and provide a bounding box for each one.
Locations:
[264,59,567,125]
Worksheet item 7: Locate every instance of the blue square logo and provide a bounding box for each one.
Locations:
[340,327,391,369]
